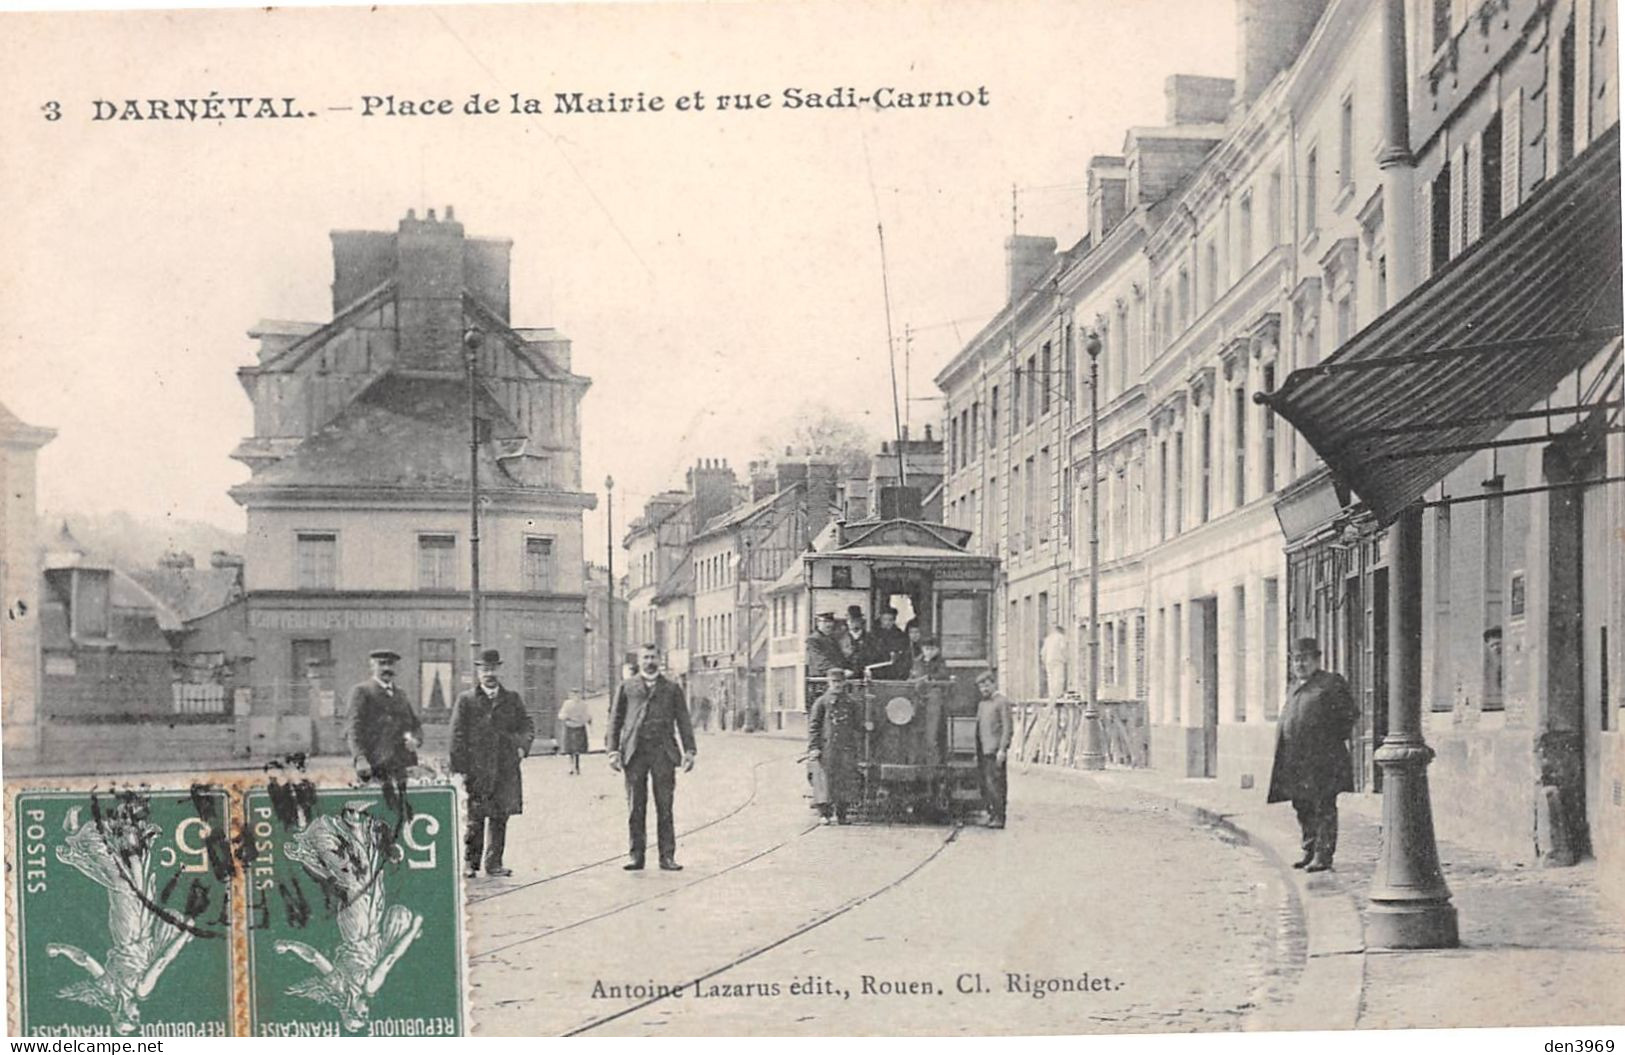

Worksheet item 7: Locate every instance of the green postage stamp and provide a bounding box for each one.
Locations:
[243,782,465,1037]
[11,787,236,1038]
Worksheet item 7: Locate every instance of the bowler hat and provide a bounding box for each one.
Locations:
[1290,637,1321,657]
[477,648,502,666]
[369,648,401,662]
[816,611,836,621]
[826,668,848,681]
[847,605,865,617]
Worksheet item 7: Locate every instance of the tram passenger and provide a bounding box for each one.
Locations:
[906,623,924,662]
[808,668,862,825]
[806,611,850,685]
[910,634,950,680]
[844,606,870,666]
[869,607,911,679]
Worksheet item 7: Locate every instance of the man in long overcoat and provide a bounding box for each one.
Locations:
[608,644,697,871]
[345,648,423,784]
[867,607,912,679]
[808,668,862,824]
[805,612,850,685]
[1267,637,1360,872]
[450,649,536,878]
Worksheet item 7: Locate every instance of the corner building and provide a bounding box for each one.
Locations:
[230,208,594,748]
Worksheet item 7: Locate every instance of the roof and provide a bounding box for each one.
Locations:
[247,373,528,490]
[652,549,694,604]
[695,484,795,539]
[1262,126,1623,525]
[40,565,185,651]
[130,565,242,622]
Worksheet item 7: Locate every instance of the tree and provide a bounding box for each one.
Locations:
[754,401,875,478]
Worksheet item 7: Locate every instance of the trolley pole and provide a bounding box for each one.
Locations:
[464,328,484,666]
[1080,329,1106,770]
[606,475,616,694]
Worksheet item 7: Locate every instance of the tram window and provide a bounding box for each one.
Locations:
[939,593,989,660]
[831,565,853,589]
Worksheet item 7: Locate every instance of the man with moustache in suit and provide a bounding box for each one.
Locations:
[608,644,698,871]
[345,648,423,785]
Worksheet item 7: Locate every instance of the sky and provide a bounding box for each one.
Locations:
[0,0,1236,557]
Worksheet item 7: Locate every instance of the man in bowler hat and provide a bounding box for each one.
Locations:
[450,649,535,878]
[1267,638,1360,872]
[346,648,423,784]
[608,644,697,871]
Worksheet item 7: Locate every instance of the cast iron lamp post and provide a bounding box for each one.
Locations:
[1080,328,1106,770]
[464,327,484,665]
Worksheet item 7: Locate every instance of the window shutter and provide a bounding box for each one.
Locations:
[1503,88,1523,214]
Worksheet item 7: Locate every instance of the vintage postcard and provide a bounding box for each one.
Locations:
[2,0,1623,1043]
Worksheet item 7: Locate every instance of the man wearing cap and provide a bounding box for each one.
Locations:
[975,670,1014,828]
[346,648,423,784]
[1267,638,1360,872]
[910,634,950,680]
[806,612,849,683]
[450,649,536,878]
[808,668,862,824]
[608,644,697,871]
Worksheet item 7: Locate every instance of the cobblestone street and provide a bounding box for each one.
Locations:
[466,733,1297,1036]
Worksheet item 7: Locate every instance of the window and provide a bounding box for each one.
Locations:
[1158,439,1170,541]
[1117,621,1129,693]
[1267,169,1283,245]
[1482,480,1506,711]
[1064,328,1076,411]
[1481,111,1504,230]
[418,534,457,591]
[1177,269,1191,327]
[291,639,332,682]
[1431,163,1453,273]
[1039,448,1052,544]
[519,536,553,593]
[1115,305,1131,392]
[1041,343,1052,414]
[1336,295,1353,347]
[1558,15,1576,166]
[1205,243,1219,310]
[1026,355,1038,424]
[1173,430,1185,535]
[296,532,337,590]
[1432,0,1453,52]
[1339,97,1354,190]
[1010,465,1023,551]
[1431,505,1454,711]
[1238,192,1254,269]
[971,400,981,454]
[1199,411,1212,523]
[1304,148,1319,233]
[1162,289,1174,346]
[1233,385,1247,508]
[1261,364,1277,493]
[1262,578,1280,720]
[419,639,456,714]
[939,593,989,660]
[1024,454,1037,549]
[1233,584,1248,721]
[1012,369,1022,430]
[990,386,999,443]
[948,415,958,471]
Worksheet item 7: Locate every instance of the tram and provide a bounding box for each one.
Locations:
[796,517,1001,821]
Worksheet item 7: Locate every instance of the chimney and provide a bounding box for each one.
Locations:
[158,551,195,570]
[1235,0,1328,106]
[748,459,776,501]
[689,458,738,530]
[1005,235,1058,302]
[1088,156,1130,239]
[804,460,839,542]
[1165,74,1235,125]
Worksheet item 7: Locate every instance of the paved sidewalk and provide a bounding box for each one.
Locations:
[1034,760,1625,1031]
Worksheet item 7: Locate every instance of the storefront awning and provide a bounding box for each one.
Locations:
[1259,125,1622,526]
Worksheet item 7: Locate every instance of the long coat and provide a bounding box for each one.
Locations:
[805,632,849,679]
[1266,669,1359,803]
[345,680,423,777]
[450,685,536,817]
[807,686,863,806]
[865,626,912,679]
[608,675,696,766]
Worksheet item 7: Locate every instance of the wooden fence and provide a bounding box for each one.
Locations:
[1010,697,1148,769]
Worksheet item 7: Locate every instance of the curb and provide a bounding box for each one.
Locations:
[1026,765,1367,1032]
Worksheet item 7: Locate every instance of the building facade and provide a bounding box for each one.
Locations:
[0,401,55,762]
[230,208,595,748]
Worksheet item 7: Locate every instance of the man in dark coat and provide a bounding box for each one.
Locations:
[866,607,912,679]
[345,648,423,784]
[608,644,697,871]
[1267,638,1360,872]
[808,668,862,824]
[910,634,950,679]
[805,612,849,685]
[450,649,536,878]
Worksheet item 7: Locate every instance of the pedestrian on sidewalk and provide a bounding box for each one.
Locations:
[1267,637,1360,872]
[808,668,861,824]
[975,670,1013,828]
[450,650,535,879]
[608,644,697,871]
[345,648,422,786]
[559,691,592,775]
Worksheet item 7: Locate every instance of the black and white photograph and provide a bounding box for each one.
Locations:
[1,0,1622,1042]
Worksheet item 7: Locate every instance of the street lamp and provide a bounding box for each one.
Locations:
[464,327,485,666]
[1080,328,1106,770]
[605,475,616,693]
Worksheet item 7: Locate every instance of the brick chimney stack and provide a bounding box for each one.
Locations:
[688,458,738,530]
